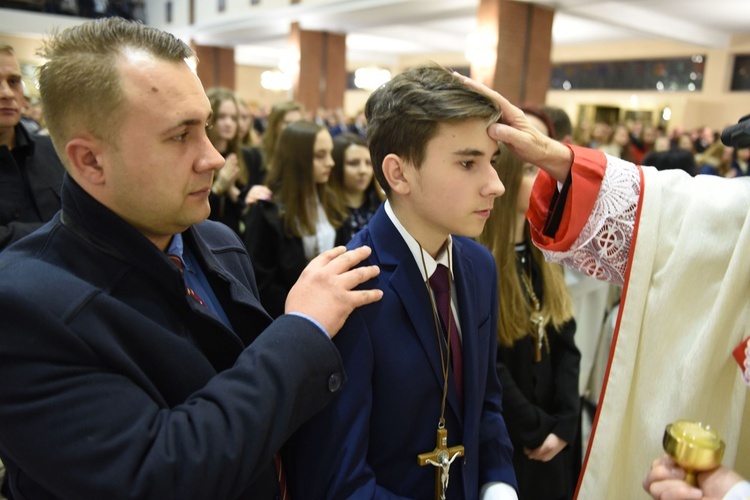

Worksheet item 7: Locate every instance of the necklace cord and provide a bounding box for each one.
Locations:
[419,244,452,429]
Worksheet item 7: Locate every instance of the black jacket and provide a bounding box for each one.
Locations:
[243,200,307,319]
[0,123,65,250]
[0,177,345,499]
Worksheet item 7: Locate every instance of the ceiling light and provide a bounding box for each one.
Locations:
[354,67,391,90]
[261,70,292,91]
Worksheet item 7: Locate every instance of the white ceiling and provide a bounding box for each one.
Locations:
[2,0,749,68]
[187,0,750,67]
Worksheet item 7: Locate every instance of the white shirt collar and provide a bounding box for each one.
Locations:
[384,200,453,281]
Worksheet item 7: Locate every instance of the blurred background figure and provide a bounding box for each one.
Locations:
[478,106,581,500]
[696,140,733,176]
[236,96,260,148]
[0,41,64,253]
[730,147,750,177]
[348,109,367,137]
[206,87,248,236]
[243,100,303,207]
[643,147,696,175]
[479,143,581,500]
[598,123,636,163]
[693,125,716,153]
[676,132,697,157]
[243,121,346,318]
[329,133,383,246]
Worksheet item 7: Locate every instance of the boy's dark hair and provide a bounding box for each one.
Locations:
[365,64,501,196]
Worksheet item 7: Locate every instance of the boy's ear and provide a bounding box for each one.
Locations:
[382,153,411,195]
[65,136,106,186]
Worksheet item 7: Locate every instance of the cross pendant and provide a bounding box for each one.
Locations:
[418,427,465,500]
[530,311,545,362]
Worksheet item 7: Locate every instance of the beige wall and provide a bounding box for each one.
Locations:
[0,34,45,64]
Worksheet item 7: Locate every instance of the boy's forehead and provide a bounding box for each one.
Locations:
[433,119,493,142]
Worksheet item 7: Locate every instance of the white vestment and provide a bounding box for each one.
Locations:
[529,146,750,499]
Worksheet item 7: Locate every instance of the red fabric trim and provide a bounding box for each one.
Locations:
[733,337,750,369]
[527,145,608,252]
[574,165,645,499]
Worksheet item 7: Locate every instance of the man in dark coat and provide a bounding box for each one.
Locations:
[0,18,382,500]
[0,41,65,251]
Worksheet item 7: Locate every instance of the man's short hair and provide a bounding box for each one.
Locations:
[38,17,194,160]
[365,64,501,197]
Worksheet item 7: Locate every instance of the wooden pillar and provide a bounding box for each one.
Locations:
[290,24,347,113]
[193,44,235,90]
[471,0,554,106]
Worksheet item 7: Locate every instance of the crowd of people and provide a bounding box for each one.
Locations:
[575,119,750,178]
[1,16,749,500]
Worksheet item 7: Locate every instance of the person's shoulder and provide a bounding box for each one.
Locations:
[29,132,56,152]
[29,133,65,167]
[0,228,95,312]
[345,223,375,251]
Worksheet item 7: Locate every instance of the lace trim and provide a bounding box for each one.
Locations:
[743,341,750,387]
[540,155,641,286]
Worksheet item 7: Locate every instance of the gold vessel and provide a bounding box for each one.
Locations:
[663,420,725,485]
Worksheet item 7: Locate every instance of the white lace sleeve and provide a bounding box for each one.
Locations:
[540,156,641,286]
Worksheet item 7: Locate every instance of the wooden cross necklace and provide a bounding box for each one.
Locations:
[417,244,464,500]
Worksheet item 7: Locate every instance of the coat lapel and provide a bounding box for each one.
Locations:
[452,238,479,427]
[369,208,465,423]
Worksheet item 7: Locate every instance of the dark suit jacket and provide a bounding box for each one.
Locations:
[285,206,516,499]
[0,177,345,499]
[0,124,65,250]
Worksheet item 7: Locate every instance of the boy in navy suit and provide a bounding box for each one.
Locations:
[286,65,518,499]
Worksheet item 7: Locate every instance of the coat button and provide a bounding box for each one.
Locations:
[327,373,342,392]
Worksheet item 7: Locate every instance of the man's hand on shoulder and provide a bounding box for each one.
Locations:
[286,245,382,338]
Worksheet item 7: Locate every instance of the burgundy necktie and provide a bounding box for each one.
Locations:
[167,254,207,307]
[429,264,464,407]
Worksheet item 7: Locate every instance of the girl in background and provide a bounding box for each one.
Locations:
[243,121,346,318]
[479,139,581,499]
[236,97,259,148]
[206,87,248,236]
[697,140,733,176]
[329,133,383,245]
[243,101,303,207]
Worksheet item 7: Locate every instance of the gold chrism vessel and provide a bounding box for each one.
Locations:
[663,420,725,485]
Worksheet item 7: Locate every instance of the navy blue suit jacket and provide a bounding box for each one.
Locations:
[285,206,516,499]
